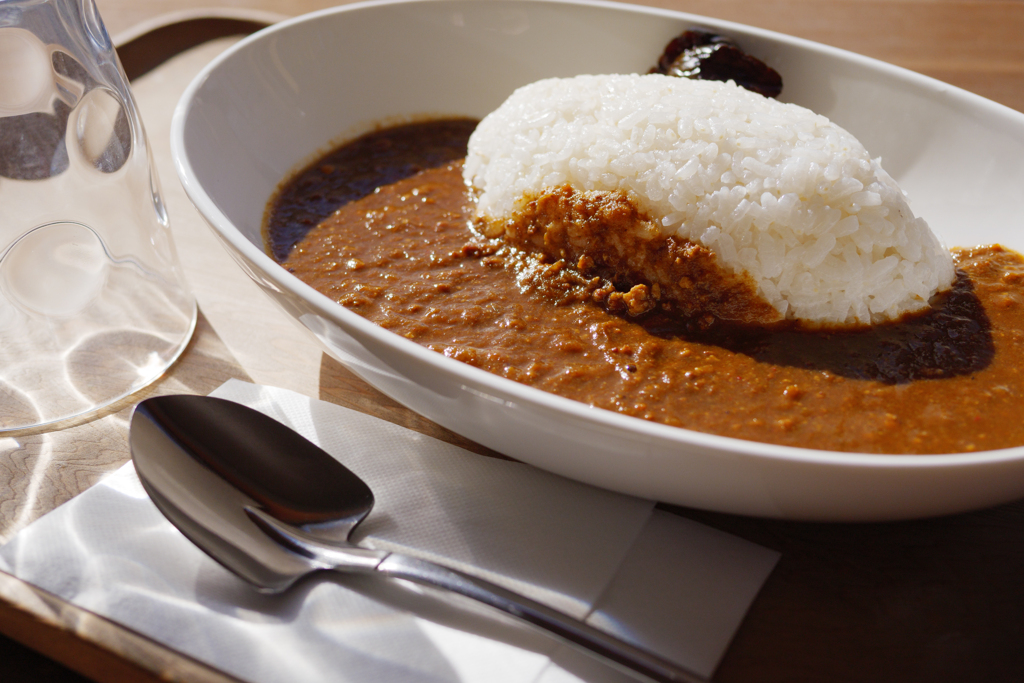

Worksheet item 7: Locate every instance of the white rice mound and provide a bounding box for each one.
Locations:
[464,74,956,325]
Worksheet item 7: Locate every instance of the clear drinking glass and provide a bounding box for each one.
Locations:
[0,0,196,431]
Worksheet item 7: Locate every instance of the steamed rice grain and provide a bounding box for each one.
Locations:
[464,74,955,326]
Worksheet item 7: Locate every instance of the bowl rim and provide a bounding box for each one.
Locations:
[170,0,1024,474]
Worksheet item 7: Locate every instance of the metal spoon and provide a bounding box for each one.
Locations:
[129,395,705,683]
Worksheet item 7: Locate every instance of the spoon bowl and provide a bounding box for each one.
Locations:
[129,395,344,590]
[129,395,704,683]
[132,395,373,535]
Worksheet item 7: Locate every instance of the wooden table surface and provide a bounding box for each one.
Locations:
[3,0,1024,681]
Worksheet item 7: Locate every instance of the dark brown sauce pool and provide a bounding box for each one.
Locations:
[267,119,1024,454]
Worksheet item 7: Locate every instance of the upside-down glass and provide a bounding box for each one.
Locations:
[0,0,196,431]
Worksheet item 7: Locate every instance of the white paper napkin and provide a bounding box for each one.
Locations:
[0,380,778,682]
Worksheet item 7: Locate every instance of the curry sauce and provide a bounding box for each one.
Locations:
[267,119,1024,454]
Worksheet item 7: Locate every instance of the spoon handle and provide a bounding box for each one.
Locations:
[246,505,706,682]
[376,553,706,683]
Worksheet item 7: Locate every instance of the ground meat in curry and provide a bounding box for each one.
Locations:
[485,185,781,325]
[266,119,1024,455]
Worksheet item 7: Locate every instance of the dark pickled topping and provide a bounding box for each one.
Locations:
[652,29,783,98]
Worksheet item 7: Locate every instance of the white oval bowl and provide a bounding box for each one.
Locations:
[171,0,1024,521]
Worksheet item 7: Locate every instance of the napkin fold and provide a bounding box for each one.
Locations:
[0,380,778,682]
